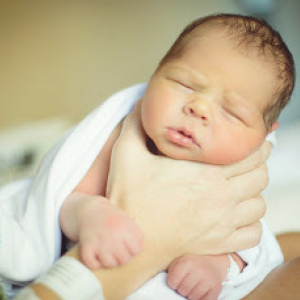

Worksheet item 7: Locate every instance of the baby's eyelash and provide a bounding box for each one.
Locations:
[179,82,193,89]
[173,80,194,91]
[226,109,237,117]
[223,107,242,121]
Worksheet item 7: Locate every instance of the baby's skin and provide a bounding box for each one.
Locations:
[168,254,229,300]
[71,193,245,300]
[167,253,245,300]
[60,15,279,299]
[75,195,143,269]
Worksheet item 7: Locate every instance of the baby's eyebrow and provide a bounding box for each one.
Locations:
[225,92,251,111]
[168,65,209,86]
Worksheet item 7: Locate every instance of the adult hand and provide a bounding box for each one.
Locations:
[107,101,270,269]
[16,102,271,300]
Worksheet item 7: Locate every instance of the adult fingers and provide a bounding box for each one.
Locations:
[224,222,263,253]
[232,195,267,228]
[229,164,269,202]
[222,141,272,179]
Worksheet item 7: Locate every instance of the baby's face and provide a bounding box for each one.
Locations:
[141,29,278,164]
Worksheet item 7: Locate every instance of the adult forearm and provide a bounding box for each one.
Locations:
[243,257,300,300]
[19,244,167,300]
[84,246,167,299]
[30,284,61,300]
[276,232,300,262]
[243,232,300,299]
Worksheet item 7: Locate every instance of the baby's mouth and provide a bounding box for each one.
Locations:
[167,128,200,148]
[178,130,192,139]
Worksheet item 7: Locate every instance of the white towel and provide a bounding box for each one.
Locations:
[0,83,283,299]
[0,83,146,283]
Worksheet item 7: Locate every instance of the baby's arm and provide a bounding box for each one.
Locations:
[59,192,143,269]
[167,253,246,300]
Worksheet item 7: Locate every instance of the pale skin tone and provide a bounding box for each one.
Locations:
[14,115,299,300]
[19,233,300,300]
[31,104,271,300]
[140,28,278,299]
[60,28,279,299]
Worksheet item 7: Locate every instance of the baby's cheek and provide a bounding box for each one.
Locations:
[208,146,246,164]
[206,135,264,165]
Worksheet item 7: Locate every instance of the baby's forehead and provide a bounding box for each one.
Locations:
[186,22,275,61]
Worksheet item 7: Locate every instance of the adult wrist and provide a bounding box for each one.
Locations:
[34,256,104,300]
[95,242,167,299]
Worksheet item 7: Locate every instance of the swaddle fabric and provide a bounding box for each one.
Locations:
[0,83,282,299]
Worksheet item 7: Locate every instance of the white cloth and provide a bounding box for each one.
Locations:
[35,256,104,300]
[13,257,104,300]
[1,83,283,300]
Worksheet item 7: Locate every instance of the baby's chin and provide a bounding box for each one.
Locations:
[146,138,245,165]
[146,137,200,162]
[146,137,204,162]
[197,152,253,165]
[146,136,250,165]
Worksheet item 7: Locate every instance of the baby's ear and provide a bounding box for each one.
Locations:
[270,121,279,132]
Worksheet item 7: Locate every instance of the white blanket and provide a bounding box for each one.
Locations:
[0,83,283,299]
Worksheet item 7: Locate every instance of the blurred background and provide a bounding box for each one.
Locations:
[0,0,299,233]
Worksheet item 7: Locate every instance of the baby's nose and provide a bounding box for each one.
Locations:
[183,98,212,125]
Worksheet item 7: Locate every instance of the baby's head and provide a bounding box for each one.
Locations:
[141,13,295,164]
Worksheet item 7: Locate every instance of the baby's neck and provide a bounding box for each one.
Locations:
[146,137,165,156]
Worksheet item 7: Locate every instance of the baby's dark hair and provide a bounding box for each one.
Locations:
[158,13,295,129]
